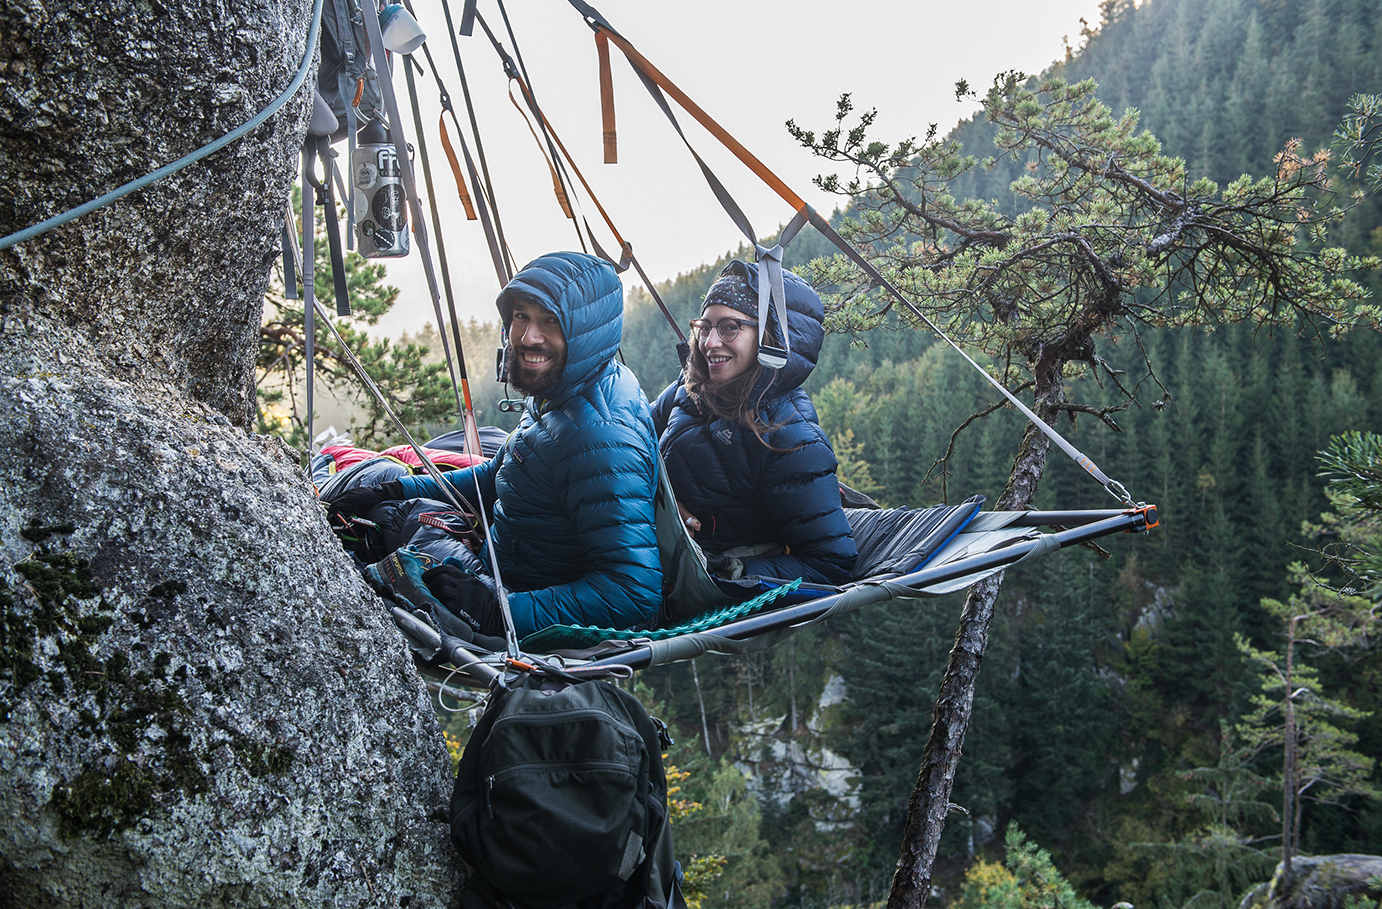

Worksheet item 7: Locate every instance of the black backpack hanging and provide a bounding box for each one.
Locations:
[451,678,686,909]
[318,0,382,142]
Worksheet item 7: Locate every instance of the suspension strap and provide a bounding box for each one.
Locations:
[572,2,1135,506]
[362,12,469,422]
[438,111,478,220]
[615,44,795,367]
[281,209,300,301]
[434,0,514,285]
[309,137,352,317]
[473,7,587,252]
[596,30,617,163]
[507,82,575,219]
[401,52,484,459]
[476,21,684,341]
[364,9,521,654]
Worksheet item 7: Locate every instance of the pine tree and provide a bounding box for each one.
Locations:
[258,191,454,450]
[1237,561,1379,887]
[789,68,1378,906]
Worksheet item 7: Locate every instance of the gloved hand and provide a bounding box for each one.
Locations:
[423,563,502,637]
[326,479,405,525]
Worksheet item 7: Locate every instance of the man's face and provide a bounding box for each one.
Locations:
[507,297,568,396]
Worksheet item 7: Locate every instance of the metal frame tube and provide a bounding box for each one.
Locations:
[585,508,1155,671]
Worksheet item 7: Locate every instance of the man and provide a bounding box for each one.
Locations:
[330,252,662,638]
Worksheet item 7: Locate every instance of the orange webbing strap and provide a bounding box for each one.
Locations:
[508,81,575,219]
[596,25,805,213]
[508,72,685,342]
[438,110,478,220]
[580,6,1138,506]
[596,30,617,163]
[511,73,623,252]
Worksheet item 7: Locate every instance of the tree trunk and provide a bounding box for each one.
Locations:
[1282,621,1299,891]
[886,374,1060,909]
[0,1,464,905]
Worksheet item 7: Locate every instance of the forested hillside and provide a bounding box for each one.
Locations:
[613,1,1382,907]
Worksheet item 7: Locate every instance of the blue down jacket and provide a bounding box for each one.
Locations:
[651,264,857,585]
[398,252,661,635]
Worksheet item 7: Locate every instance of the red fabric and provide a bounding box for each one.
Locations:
[320,445,378,472]
[381,445,486,472]
[319,444,485,476]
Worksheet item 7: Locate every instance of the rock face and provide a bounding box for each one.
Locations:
[0,0,465,904]
[1240,854,1382,909]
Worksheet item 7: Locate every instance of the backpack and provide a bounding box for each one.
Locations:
[451,678,686,909]
[318,0,381,142]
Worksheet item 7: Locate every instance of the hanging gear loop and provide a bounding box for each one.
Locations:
[570,3,1136,507]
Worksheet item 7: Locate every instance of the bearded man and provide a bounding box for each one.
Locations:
[329,252,662,638]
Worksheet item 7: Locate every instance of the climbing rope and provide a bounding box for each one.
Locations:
[0,0,327,253]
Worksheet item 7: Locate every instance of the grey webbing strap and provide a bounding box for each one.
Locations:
[790,578,930,629]
[437,0,515,282]
[482,4,586,252]
[338,67,358,251]
[314,139,352,318]
[625,53,806,372]
[1013,534,1061,565]
[329,0,357,250]
[582,217,629,271]
[626,63,759,249]
[804,208,1135,506]
[301,149,317,472]
[646,630,782,665]
[400,53,468,418]
[570,0,1132,506]
[362,14,521,658]
[331,158,350,222]
[752,207,808,369]
[281,220,299,301]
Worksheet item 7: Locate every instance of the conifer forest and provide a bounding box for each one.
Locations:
[262,0,1382,907]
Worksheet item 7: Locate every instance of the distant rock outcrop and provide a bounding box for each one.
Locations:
[1239,854,1382,909]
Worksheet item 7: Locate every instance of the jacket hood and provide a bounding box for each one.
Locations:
[712,259,824,396]
[496,252,623,402]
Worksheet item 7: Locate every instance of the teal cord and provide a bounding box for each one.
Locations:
[0,0,326,253]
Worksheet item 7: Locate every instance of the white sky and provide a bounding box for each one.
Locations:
[363,0,1105,336]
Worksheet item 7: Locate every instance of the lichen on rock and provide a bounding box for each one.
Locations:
[1,359,465,907]
[0,0,467,903]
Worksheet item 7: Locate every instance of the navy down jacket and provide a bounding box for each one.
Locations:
[651,262,857,585]
[398,252,662,636]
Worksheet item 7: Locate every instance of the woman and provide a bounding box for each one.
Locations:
[650,260,857,585]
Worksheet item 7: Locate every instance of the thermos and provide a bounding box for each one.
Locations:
[352,118,410,258]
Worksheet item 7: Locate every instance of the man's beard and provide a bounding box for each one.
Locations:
[507,340,566,396]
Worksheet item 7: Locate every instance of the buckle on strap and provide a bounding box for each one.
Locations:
[755,242,791,369]
[753,206,810,370]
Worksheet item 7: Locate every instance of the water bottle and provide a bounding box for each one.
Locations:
[352,118,410,258]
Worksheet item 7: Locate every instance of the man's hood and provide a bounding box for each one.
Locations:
[496,252,623,402]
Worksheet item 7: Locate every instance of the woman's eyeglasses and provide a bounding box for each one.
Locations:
[689,317,758,342]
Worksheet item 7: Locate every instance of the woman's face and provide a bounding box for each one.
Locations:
[698,303,759,385]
